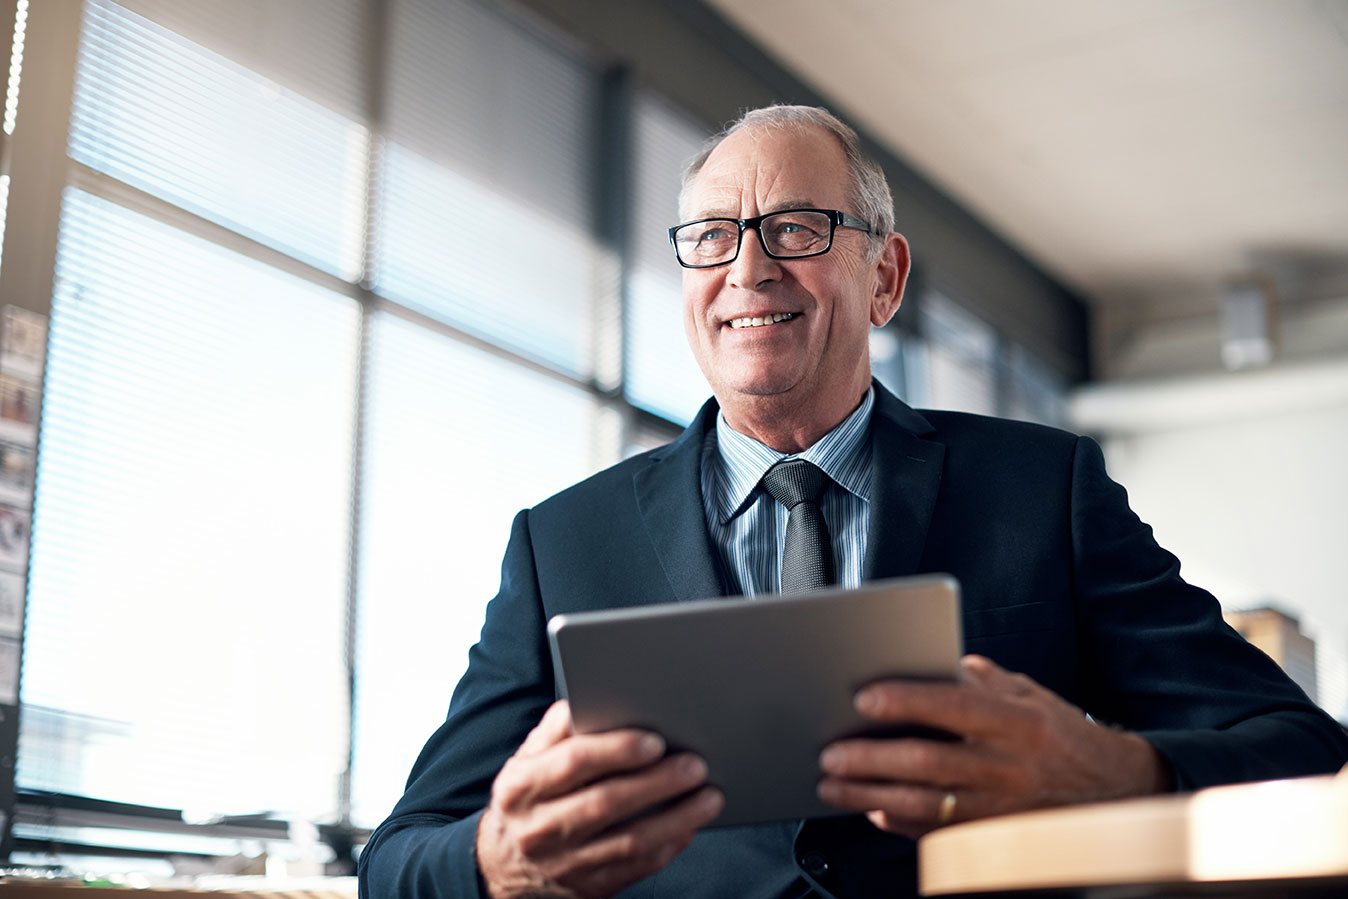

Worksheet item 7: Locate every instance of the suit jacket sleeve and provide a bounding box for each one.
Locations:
[358,509,553,899]
[1066,435,1348,788]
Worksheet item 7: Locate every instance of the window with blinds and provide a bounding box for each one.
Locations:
[919,290,1001,417]
[375,0,606,377]
[626,92,712,425]
[905,288,1066,425]
[350,2,616,824]
[18,0,619,841]
[69,0,369,279]
[23,188,360,818]
[348,312,612,827]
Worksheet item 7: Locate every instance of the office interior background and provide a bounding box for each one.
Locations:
[0,0,1345,880]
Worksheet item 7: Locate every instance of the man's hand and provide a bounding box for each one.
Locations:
[476,700,724,899]
[816,655,1171,839]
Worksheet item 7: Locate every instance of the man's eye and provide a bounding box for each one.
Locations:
[699,227,733,242]
[769,218,821,236]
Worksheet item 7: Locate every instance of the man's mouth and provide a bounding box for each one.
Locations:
[727,312,798,330]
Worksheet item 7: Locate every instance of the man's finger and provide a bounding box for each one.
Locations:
[961,654,1040,697]
[853,654,1064,741]
[563,785,724,890]
[864,808,929,839]
[817,775,959,825]
[819,733,985,785]
[495,723,666,813]
[521,752,710,851]
[853,678,1022,739]
[525,727,667,803]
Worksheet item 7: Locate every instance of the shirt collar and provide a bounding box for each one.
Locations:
[709,386,875,524]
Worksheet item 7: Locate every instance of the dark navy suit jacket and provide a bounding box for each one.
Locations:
[359,383,1348,898]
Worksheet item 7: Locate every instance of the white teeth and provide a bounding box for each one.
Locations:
[729,313,795,329]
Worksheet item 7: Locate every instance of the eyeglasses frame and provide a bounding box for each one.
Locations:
[667,208,876,269]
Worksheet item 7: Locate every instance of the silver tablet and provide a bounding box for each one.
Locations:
[546,574,962,828]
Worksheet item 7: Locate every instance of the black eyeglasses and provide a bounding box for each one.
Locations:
[668,208,874,269]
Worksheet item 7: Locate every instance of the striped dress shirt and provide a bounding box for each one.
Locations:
[700,387,874,597]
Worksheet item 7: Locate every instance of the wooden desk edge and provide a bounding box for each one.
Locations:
[919,773,1348,895]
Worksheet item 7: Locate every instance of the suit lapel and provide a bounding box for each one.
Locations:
[632,384,944,599]
[863,383,946,581]
[633,399,729,603]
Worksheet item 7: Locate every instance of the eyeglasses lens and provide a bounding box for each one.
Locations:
[674,211,833,266]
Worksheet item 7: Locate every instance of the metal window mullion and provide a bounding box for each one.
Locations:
[68,160,361,303]
[339,0,387,836]
[593,64,644,457]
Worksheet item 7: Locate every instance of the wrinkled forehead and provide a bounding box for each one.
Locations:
[683,125,851,220]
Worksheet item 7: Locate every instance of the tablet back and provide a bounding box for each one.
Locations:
[547,574,962,827]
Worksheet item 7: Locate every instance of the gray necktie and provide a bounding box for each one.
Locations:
[761,459,836,593]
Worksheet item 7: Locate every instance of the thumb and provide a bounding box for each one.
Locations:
[515,700,572,758]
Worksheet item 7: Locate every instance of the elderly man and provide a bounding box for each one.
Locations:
[358,106,1348,899]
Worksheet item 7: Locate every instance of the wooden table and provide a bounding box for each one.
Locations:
[919,770,1348,897]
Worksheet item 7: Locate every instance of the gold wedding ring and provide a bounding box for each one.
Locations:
[936,791,958,825]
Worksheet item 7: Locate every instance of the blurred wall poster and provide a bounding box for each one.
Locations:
[0,305,46,706]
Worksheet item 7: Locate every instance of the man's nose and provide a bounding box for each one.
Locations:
[726,226,782,290]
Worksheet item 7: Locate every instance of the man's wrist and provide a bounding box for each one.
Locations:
[1122,731,1175,796]
[474,807,504,899]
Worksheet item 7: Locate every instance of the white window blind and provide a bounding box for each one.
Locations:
[19,0,624,839]
[108,0,368,123]
[69,0,369,279]
[20,0,369,827]
[375,0,604,377]
[626,93,710,425]
[21,189,359,818]
[349,312,613,827]
[349,0,616,824]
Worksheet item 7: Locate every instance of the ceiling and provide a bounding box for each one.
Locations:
[704,0,1348,310]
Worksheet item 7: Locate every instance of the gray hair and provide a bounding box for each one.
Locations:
[678,105,894,261]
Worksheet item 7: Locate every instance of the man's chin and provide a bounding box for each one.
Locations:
[713,376,807,405]
[700,360,819,408]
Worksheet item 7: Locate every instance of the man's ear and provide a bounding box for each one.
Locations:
[870,232,911,328]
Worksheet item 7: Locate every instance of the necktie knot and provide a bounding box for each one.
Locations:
[761,458,832,510]
[761,459,835,593]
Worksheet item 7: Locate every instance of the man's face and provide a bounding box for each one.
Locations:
[680,125,901,429]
